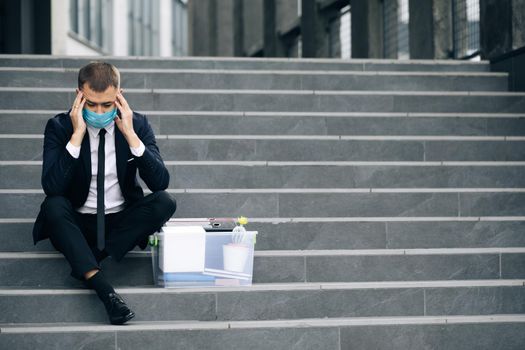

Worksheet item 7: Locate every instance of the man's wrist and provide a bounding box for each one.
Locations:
[124,131,141,148]
[70,130,85,147]
[130,140,145,157]
[66,141,81,158]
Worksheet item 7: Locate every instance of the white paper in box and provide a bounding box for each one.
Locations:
[159,225,206,273]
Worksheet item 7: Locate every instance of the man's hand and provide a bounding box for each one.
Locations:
[70,90,87,147]
[114,92,140,148]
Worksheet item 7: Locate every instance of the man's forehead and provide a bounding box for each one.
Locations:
[82,85,118,103]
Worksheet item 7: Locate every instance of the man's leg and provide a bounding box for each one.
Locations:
[106,191,177,261]
[40,196,134,325]
[41,196,100,280]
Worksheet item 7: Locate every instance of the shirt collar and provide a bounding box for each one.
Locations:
[87,121,115,139]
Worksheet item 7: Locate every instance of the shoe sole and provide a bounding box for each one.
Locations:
[110,311,135,325]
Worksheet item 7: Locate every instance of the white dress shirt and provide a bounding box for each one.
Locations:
[66,121,145,214]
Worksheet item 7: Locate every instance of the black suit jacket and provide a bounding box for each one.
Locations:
[32,110,170,244]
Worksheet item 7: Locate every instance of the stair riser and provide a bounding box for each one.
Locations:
[0,323,525,350]
[3,113,525,136]
[0,71,507,91]
[2,323,525,350]
[3,139,525,161]
[1,286,524,323]
[0,253,522,287]
[3,221,525,252]
[3,327,340,350]
[1,91,524,113]
[0,57,491,71]
[1,192,525,218]
[340,323,525,350]
[155,116,525,137]
[2,164,525,189]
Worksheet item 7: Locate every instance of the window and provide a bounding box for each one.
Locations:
[70,0,112,52]
[329,5,351,59]
[339,5,351,59]
[452,0,480,59]
[383,0,409,59]
[128,0,160,56]
[172,0,188,56]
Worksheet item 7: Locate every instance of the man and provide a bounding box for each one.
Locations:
[32,62,176,325]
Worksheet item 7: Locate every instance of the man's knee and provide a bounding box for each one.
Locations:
[41,196,74,223]
[151,191,177,220]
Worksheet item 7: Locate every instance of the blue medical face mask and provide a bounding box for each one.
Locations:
[82,107,117,129]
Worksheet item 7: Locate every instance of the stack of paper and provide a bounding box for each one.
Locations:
[159,225,206,273]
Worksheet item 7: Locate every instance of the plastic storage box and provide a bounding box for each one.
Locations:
[149,221,257,288]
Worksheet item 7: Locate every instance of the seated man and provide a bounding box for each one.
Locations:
[32,62,176,325]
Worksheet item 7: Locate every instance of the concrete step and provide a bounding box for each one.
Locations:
[0,281,523,324]
[1,315,524,350]
[3,216,525,252]
[0,55,491,72]
[3,111,525,136]
[2,219,525,252]
[0,248,523,287]
[0,68,507,91]
[1,88,525,113]
[3,191,525,218]
[4,136,525,161]
[3,163,525,189]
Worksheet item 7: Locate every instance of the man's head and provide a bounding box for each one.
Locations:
[77,62,121,114]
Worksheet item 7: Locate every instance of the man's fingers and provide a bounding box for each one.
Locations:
[114,114,124,132]
[71,97,85,120]
[115,99,124,114]
[74,91,82,103]
[115,99,131,121]
[117,93,130,110]
[72,91,83,111]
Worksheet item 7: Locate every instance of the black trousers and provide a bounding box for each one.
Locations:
[40,191,177,280]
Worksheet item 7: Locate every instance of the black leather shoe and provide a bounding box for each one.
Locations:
[103,292,135,325]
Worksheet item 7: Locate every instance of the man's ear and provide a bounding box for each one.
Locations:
[75,88,79,94]
[119,88,123,94]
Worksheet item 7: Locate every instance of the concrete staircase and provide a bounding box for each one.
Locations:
[1,55,525,349]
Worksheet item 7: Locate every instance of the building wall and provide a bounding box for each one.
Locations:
[276,0,298,34]
[275,0,299,57]
[512,0,525,49]
[50,0,183,57]
[0,0,51,54]
[159,0,174,56]
[188,0,213,56]
[242,0,263,56]
[51,0,100,56]
[217,0,235,56]
[187,0,524,60]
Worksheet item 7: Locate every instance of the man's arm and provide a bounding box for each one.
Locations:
[41,117,81,195]
[114,92,170,191]
[133,116,170,191]
[42,92,87,195]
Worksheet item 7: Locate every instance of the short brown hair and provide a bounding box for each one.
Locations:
[78,61,120,92]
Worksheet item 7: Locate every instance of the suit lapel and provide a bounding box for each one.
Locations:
[115,127,129,189]
[80,132,91,190]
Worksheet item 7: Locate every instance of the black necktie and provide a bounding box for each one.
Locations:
[97,129,106,251]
